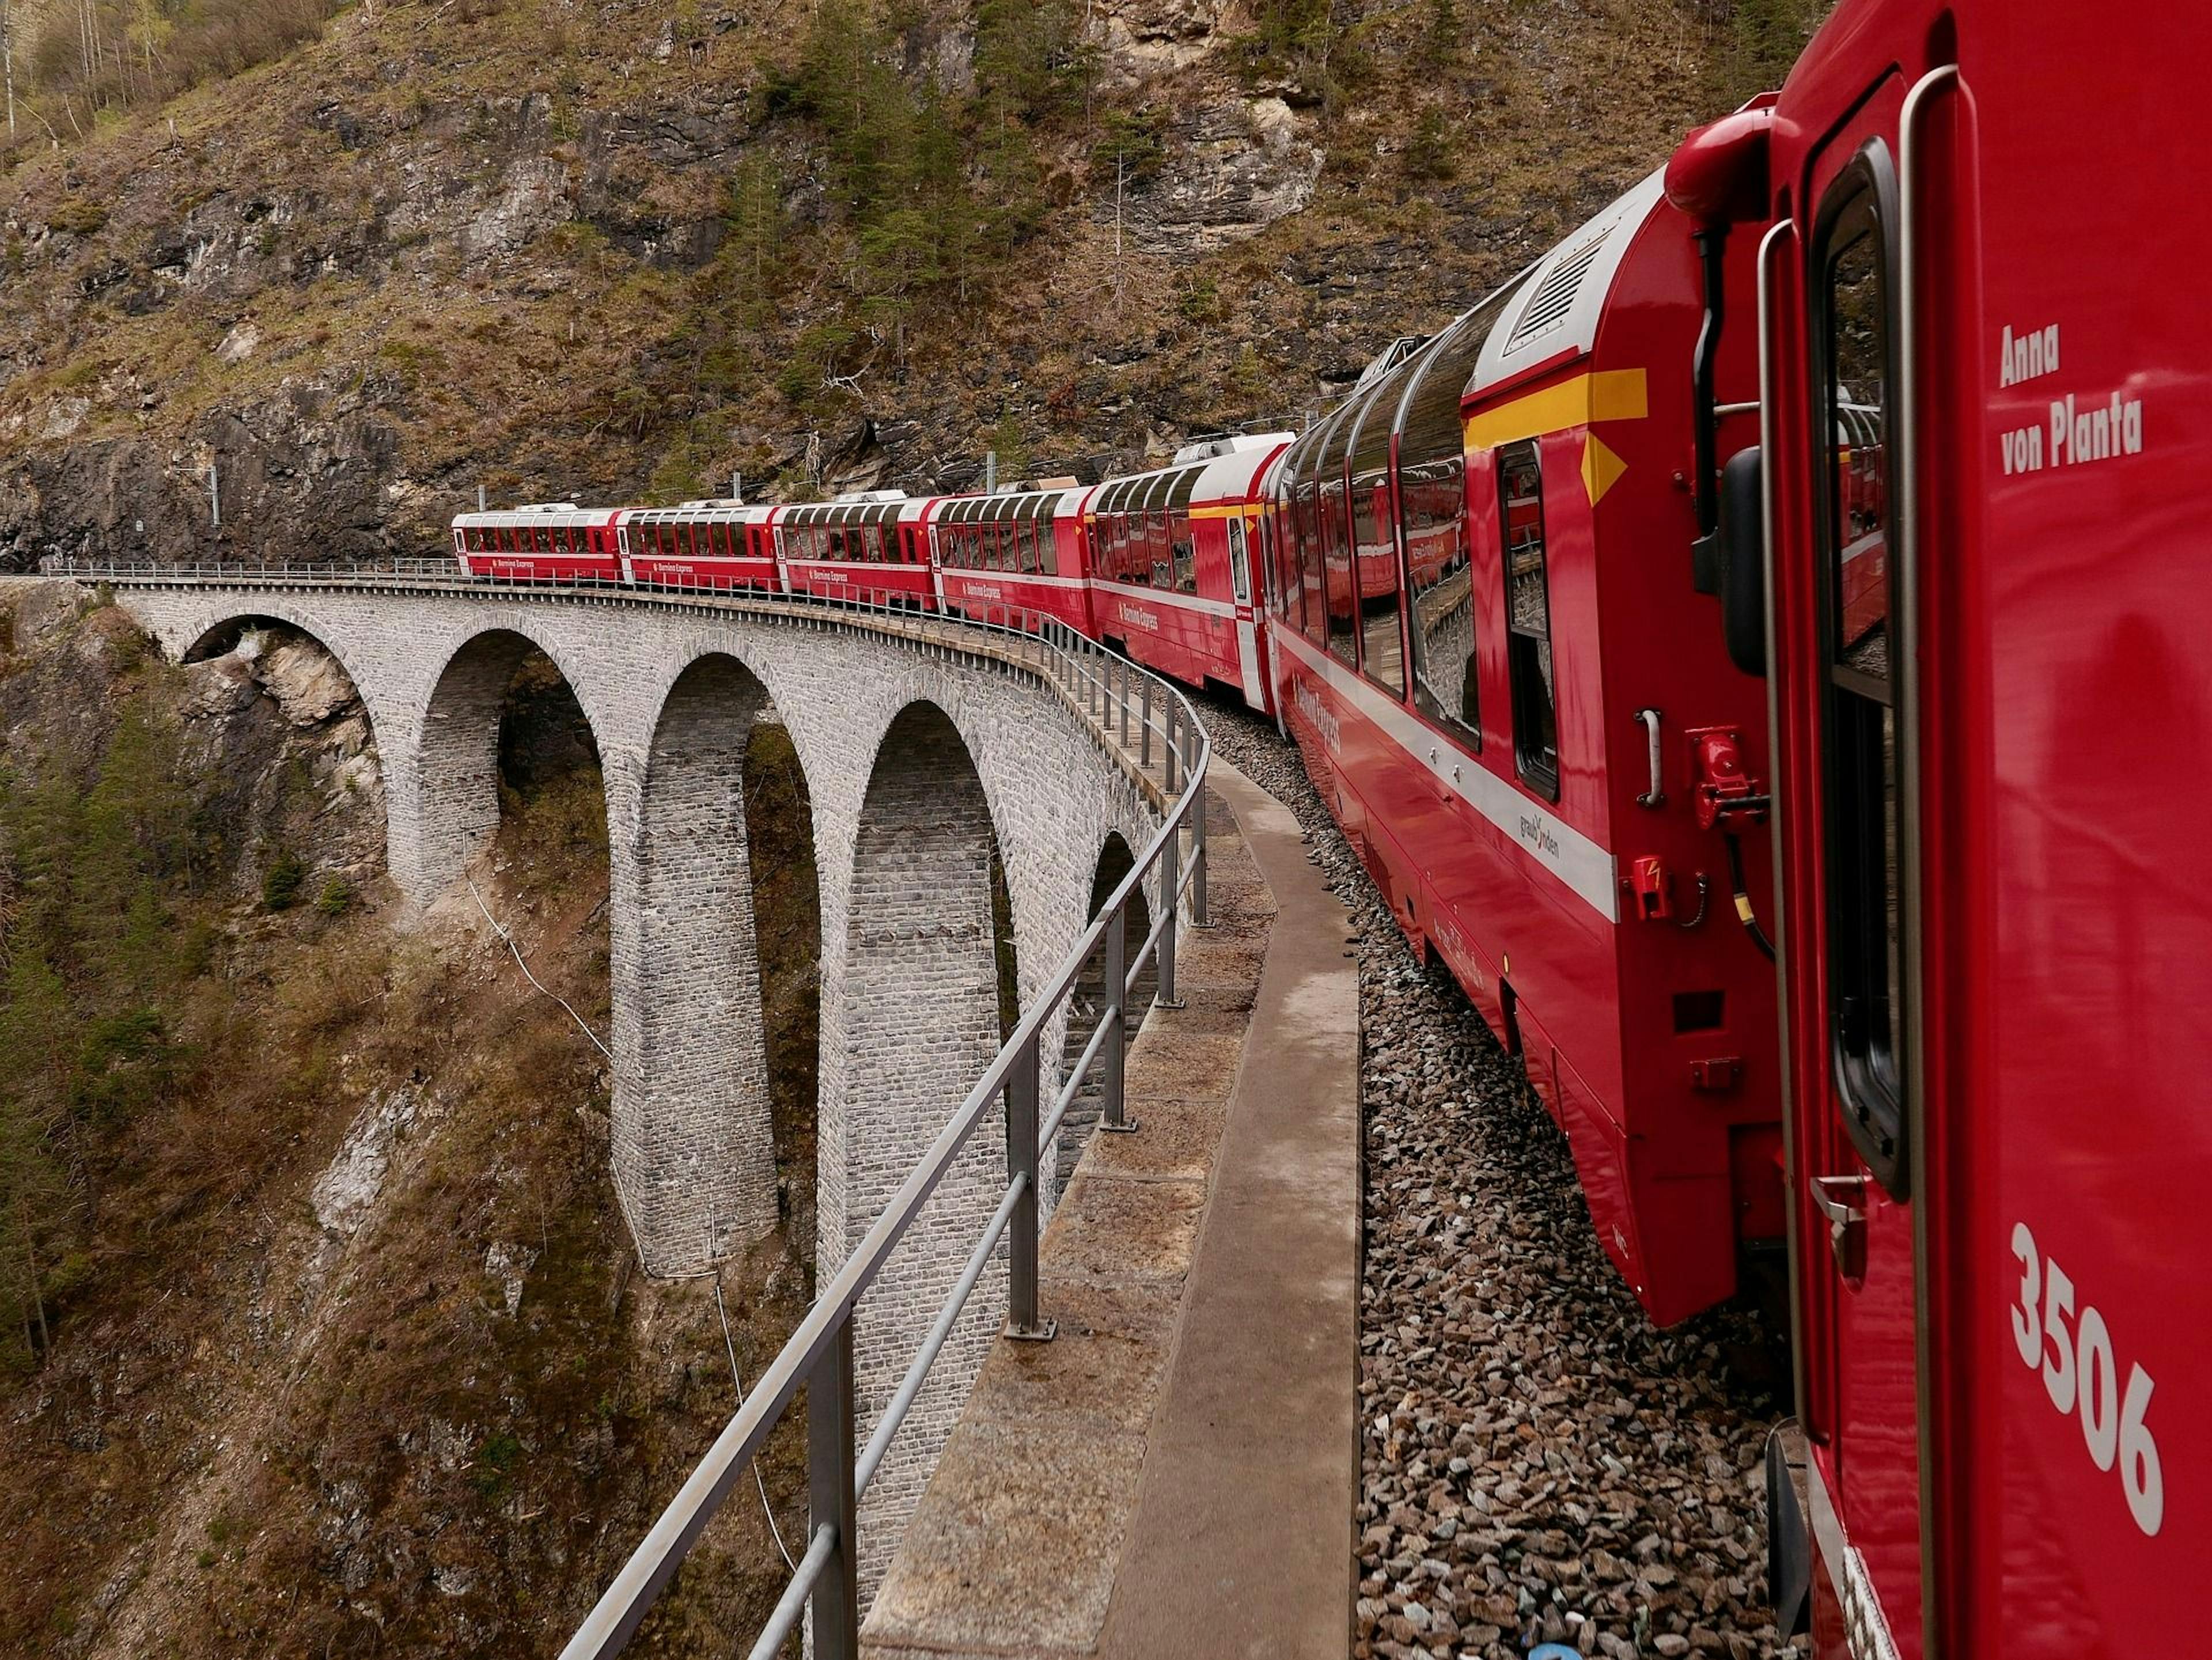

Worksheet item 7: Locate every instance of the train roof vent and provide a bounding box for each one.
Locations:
[515,501,582,512]
[1466,169,1668,400]
[1505,238,1604,352]
[832,487,907,503]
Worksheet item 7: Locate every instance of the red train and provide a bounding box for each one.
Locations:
[1666,1,2212,1654]
[1260,165,1787,1329]
[454,5,2211,1636]
[452,437,1290,711]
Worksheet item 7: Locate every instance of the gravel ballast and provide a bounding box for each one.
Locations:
[1199,702,1790,1660]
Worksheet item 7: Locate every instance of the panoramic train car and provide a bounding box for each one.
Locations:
[1669,2,2212,1654]
[774,490,935,606]
[1263,166,1782,1328]
[620,501,779,591]
[930,482,1095,634]
[1086,433,1293,712]
[451,504,625,583]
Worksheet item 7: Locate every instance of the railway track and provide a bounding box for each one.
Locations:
[1200,702,1789,1660]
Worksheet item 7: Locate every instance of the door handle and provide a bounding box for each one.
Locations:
[1809,1174,1869,1283]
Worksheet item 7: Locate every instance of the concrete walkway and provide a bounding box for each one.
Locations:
[864,759,1361,1660]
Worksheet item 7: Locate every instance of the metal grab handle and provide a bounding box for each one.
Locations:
[1634,708,1664,807]
[1809,1173,1869,1283]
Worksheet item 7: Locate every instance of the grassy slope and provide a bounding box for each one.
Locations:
[0,596,816,1656]
[0,0,1813,548]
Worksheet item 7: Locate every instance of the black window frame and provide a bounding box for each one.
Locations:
[1810,142,1912,1200]
[1498,438,1559,799]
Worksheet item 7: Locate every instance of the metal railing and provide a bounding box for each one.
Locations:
[43,554,1211,1658]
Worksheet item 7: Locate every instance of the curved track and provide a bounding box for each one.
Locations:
[1200,701,1788,1660]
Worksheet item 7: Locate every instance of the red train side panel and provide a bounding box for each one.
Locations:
[1682,2,2212,1655]
[1264,169,1781,1328]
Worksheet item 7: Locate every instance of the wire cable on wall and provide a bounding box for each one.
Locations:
[714,1274,798,1572]
[465,874,614,1062]
[467,874,793,1568]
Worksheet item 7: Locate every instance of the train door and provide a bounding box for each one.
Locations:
[1786,75,1931,1660]
[1226,513,1266,708]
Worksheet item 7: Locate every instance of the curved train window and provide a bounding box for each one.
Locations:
[1395,297,1501,751]
[1814,156,1910,1197]
[1499,439,1558,797]
[1347,370,1408,699]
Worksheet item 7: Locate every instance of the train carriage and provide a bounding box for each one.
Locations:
[1669,2,2212,1654]
[774,491,935,607]
[452,504,625,583]
[1264,167,1785,1328]
[622,501,779,592]
[929,484,1095,635]
[1085,433,1291,712]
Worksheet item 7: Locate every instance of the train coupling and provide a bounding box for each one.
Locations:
[1688,727,1770,832]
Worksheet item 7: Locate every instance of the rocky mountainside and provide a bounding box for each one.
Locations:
[0,0,1820,566]
[0,581,819,1655]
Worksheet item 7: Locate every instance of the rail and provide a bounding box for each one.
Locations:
[40,554,1211,1658]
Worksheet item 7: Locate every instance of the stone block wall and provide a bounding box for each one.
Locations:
[111,581,1171,1591]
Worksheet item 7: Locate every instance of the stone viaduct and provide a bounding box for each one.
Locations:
[102,578,1177,1583]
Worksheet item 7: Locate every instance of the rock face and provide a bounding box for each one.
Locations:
[0,0,1779,569]
[1130,97,1324,255]
[0,374,403,568]
[311,1087,423,1237]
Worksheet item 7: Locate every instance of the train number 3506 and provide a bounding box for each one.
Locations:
[2010,1222,2163,1536]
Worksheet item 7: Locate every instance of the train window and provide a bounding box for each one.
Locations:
[1226,517,1251,605]
[1353,477,1406,698]
[1500,440,1558,797]
[1321,472,1357,668]
[1299,484,1327,644]
[1040,518,1059,577]
[1815,160,1910,1198]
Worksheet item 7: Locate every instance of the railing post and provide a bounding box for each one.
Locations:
[1003,1035,1055,1341]
[1156,825,1183,1010]
[1139,677,1153,768]
[1191,780,1210,928]
[807,1321,861,1660]
[1118,660,1131,746]
[1102,904,1135,1132]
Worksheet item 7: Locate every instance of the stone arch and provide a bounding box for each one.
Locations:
[403,626,605,901]
[172,607,386,741]
[612,652,816,1271]
[827,698,1014,1602]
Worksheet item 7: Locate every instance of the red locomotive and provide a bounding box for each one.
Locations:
[1664,0,2212,1653]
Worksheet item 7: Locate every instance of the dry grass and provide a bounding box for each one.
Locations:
[0,607,819,1655]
